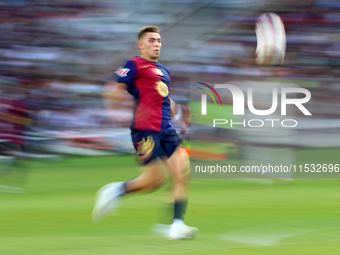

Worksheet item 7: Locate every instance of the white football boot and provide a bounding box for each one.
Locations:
[92,182,123,224]
[169,220,198,240]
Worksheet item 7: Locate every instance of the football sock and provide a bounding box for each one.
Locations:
[120,182,127,196]
[121,177,138,195]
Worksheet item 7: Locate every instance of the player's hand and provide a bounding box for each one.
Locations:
[179,104,191,135]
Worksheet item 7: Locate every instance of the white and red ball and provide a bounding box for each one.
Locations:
[255,13,286,66]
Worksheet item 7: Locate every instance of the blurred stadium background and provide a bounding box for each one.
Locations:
[0,0,340,254]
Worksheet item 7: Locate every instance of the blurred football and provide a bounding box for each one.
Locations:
[255,13,286,66]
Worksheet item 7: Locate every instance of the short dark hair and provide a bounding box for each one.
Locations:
[138,26,159,41]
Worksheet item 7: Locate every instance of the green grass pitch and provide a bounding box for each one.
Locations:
[0,155,340,255]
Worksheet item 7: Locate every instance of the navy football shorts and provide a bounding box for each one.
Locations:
[131,129,180,165]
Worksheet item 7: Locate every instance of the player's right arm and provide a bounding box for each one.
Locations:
[104,59,138,108]
[103,81,128,103]
[103,81,127,111]
[113,82,129,101]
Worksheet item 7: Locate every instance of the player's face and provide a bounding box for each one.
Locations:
[139,32,161,62]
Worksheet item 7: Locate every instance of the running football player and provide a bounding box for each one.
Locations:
[93,26,197,240]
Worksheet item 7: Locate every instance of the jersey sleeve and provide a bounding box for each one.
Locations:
[114,59,138,88]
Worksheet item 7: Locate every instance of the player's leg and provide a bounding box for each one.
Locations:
[0,141,28,194]
[165,147,190,201]
[151,146,190,236]
[92,131,166,223]
[92,160,166,223]
[122,160,166,193]
[162,132,197,239]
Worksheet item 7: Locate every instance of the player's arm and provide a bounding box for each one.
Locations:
[103,81,129,109]
[113,82,129,102]
[170,98,177,117]
[170,98,191,135]
[104,60,136,110]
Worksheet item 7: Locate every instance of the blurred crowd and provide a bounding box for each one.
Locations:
[0,0,339,157]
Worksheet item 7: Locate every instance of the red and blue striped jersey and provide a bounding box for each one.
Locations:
[115,57,174,132]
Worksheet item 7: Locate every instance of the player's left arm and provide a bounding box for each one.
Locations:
[170,98,191,134]
[170,98,177,117]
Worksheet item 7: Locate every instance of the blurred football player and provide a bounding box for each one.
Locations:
[0,88,31,193]
[93,26,197,240]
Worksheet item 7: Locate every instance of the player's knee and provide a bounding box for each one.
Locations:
[181,168,190,184]
[166,147,190,184]
[182,165,190,181]
[173,165,190,184]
